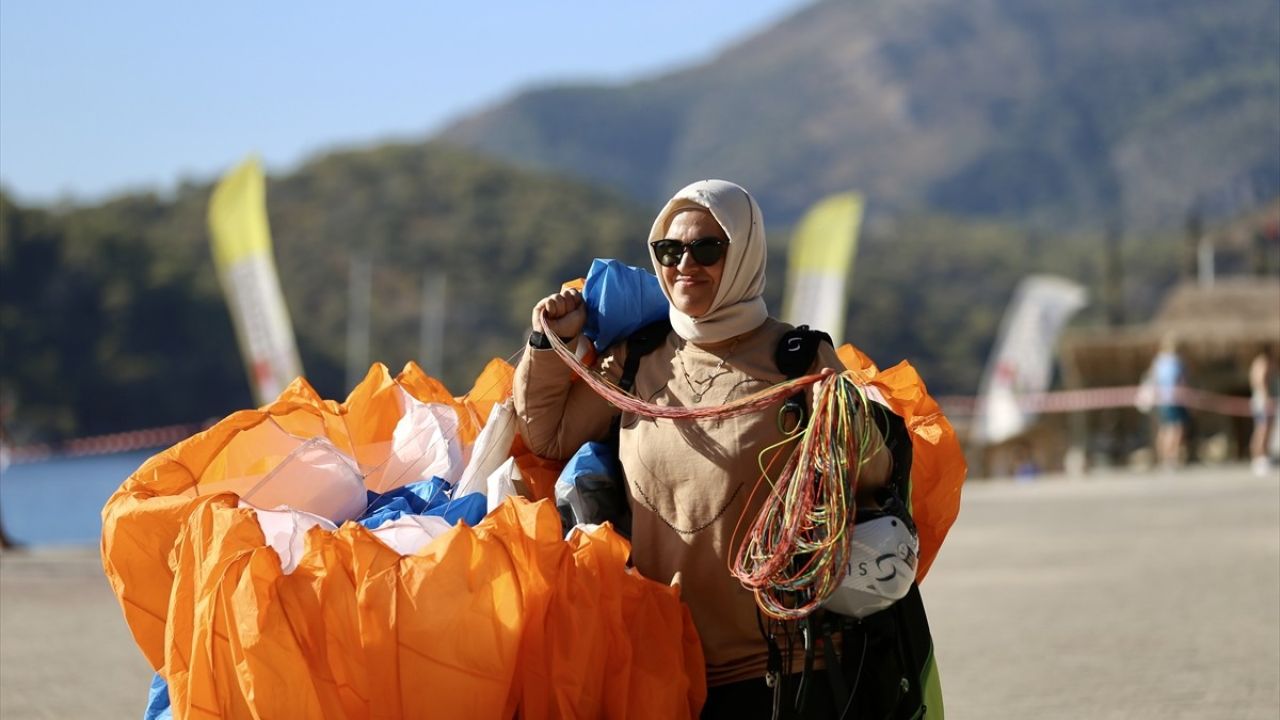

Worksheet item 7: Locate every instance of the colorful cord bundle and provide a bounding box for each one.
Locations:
[730,372,880,619]
[540,313,882,619]
[539,314,829,420]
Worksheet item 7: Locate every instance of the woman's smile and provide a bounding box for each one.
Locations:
[659,208,726,317]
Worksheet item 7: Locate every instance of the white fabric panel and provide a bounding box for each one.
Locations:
[362,389,463,492]
[369,514,455,556]
[485,456,522,513]
[974,275,1087,444]
[239,436,368,523]
[454,400,515,499]
[246,504,338,575]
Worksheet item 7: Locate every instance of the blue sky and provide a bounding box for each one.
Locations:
[0,1,805,203]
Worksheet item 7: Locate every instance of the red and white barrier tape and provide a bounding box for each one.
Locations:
[2,385,1269,466]
[936,386,1268,418]
[4,423,199,466]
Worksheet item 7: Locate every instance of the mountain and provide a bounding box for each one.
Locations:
[14,0,1259,441]
[438,0,1280,229]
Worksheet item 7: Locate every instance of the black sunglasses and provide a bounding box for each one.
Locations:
[650,237,729,268]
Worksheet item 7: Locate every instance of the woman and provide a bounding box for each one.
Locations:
[514,180,890,717]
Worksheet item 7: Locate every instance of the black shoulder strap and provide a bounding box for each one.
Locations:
[599,319,671,542]
[775,325,834,432]
[619,318,672,393]
[872,405,915,515]
[775,325,834,380]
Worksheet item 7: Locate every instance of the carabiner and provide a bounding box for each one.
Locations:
[778,394,807,435]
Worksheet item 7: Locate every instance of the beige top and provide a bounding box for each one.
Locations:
[514,318,889,687]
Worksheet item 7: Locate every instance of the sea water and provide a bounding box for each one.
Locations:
[0,450,156,546]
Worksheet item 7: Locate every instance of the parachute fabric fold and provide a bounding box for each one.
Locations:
[240,436,367,522]
[143,496,705,719]
[454,399,516,498]
[462,358,516,426]
[836,343,966,581]
[511,433,565,502]
[102,361,706,719]
[486,456,523,512]
[252,505,338,574]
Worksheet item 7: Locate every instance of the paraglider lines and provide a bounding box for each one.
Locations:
[538,312,831,421]
[731,374,882,619]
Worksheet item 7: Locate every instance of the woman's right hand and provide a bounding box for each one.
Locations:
[532,288,586,339]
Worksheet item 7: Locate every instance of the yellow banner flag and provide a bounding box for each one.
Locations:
[208,156,303,405]
[781,192,864,344]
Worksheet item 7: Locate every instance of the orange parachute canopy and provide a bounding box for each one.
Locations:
[101,361,705,719]
[837,343,966,581]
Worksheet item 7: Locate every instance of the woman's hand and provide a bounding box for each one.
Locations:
[532,288,586,339]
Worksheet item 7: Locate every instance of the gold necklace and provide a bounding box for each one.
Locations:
[675,339,739,402]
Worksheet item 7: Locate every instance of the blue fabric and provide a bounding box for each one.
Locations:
[559,441,620,483]
[555,441,628,531]
[357,477,486,529]
[143,673,172,720]
[1151,351,1184,404]
[582,259,669,352]
[423,492,487,526]
[362,477,450,519]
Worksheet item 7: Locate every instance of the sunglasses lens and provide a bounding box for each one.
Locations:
[652,238,725,267]
[690,239,724,266]
[653,241,682,267]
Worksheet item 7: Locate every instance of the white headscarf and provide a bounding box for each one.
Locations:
[648,180,768,344]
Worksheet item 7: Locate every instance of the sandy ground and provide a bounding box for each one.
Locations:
[0,548,152,718]
[924,465,1280,720]
[0,464,1277,719]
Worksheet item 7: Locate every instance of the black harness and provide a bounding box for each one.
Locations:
[611,321,936,719]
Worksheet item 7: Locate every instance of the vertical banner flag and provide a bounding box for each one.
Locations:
[781,192,864,344]
[208,156,303,405]
[973,275,1088,445]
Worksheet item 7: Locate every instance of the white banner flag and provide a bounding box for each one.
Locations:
[973,275,1088,445]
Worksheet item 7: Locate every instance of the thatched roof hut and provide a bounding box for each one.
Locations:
[1061,277,1280,390]
[973,200,1278,475]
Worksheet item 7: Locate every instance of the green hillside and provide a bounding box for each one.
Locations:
[6,0,1268,443]
[2,137,1193,443]
[0,143,651,442]
[439,0,1280,228]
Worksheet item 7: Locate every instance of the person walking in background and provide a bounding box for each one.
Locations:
[1248,351,1275,477]
[1150,335,1188,470]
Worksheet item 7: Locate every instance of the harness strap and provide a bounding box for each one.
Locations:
[821,616,851,712]
[756,609,784,689]
[797,619,814,713]
[775,325,833,432]
[620,318,672,393]
[593,319,672,540]
[750,609,785,719]
[607,318,672,442]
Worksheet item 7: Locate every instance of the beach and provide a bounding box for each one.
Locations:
[1,464,1277,719]
[0,549,152,718]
